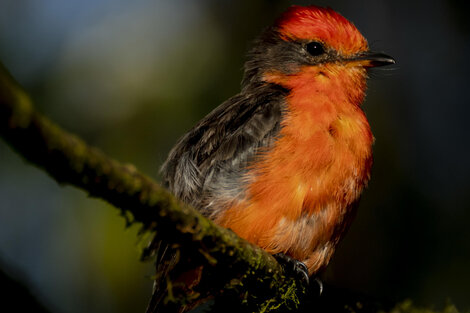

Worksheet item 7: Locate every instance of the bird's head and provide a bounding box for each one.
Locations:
[242,5,394,94]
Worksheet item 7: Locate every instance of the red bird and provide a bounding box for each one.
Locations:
[147,5,394,312]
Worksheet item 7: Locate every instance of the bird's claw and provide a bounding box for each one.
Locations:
[273,253,310,285]
[313,277,323,296]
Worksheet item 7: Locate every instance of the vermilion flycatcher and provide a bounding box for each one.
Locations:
[147,5,394,312]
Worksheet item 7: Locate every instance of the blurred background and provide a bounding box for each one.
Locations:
[0,0,469,312]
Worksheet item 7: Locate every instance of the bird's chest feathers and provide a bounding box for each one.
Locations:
[217,68,373,255]
[258,68,374,215]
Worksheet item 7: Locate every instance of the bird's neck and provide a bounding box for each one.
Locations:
[283,65,373,150]
[266,65,373,157]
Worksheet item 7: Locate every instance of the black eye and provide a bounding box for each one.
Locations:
[306,41,325,56]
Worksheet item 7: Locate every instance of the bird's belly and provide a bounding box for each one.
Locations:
[267,201,358,274]
[215,129,371,274]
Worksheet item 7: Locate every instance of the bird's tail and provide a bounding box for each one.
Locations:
[144,240,203,313]
[145,240,178,313]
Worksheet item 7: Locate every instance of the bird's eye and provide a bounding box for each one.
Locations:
[306,41,325,56]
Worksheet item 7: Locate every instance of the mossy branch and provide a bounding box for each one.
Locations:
[0,62,306,311]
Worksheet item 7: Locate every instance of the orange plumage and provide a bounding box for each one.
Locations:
[215,6,381,274]
[148,5,394,312]
[217,64,374,273]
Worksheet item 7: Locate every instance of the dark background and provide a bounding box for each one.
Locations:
[0,0,469,312]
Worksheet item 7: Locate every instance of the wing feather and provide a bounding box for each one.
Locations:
[161,83,288,215]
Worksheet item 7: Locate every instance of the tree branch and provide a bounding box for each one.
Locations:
[0,62,305,311]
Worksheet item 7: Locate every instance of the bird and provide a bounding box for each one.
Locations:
[146,5,394,312]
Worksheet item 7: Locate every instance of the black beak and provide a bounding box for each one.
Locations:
[349,51,395,67]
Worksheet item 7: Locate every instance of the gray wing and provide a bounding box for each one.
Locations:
[161,83,287,216]
[145,84,288,313]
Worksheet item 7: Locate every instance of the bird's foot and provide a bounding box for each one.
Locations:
[273,253,309,285]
